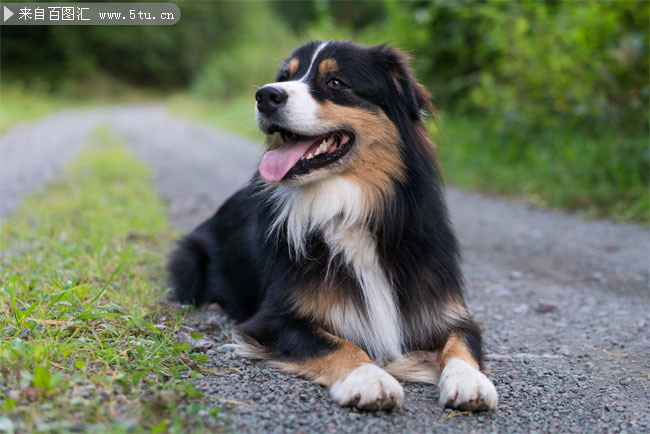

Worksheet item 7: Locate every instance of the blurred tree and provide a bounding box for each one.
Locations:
[269,0,319,34]
[1,0,248,89]
[270,0,385,34]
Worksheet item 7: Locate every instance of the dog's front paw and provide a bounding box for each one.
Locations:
[330,364,404,411]
[438,358,498,411]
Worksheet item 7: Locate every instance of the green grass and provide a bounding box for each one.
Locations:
[0,128,223,432]
[167,94,264,143]
[0,85,73,133]
[431,116,649,223]
[1,80,162,133]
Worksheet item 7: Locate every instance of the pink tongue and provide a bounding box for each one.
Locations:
[259,138,315,182]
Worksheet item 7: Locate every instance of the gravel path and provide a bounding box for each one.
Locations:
[3,105,649,433]
[0,110,106,218]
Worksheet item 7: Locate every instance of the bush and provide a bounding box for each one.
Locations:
[369,1,649,135]
[191,13,299,100]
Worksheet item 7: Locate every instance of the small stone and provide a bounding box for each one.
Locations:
[535,303,558,314]
[206,303,222,312]
[177,331,215,352]
[590,272,605,282]
[513,304,529,314]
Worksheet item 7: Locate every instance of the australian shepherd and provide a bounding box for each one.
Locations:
[169,41,498,412]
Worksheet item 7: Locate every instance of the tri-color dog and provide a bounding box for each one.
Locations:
[169,40,498,411]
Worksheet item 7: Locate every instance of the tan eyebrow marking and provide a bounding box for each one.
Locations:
[318,58,338,75]
[287,58,300,76]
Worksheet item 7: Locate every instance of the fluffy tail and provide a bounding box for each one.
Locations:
[384,351,440,384]
[168,233,211,306]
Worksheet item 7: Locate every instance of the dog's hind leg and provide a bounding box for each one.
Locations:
[168,232,212,306]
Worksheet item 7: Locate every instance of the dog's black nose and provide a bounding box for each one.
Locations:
[255,86,288,115]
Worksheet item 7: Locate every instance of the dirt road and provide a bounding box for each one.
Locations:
[2,105,648,433]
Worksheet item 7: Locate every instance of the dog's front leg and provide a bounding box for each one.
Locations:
[437,332,498,411]
[237,315,403,411]
[318,335,404,411]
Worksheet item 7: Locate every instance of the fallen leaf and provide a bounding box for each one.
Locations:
[24,318,68,326]
[602,349,626,358]
[217,397,251,406]
[443,410,473,418]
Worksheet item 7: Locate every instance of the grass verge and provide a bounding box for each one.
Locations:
[1,80,163,133]
[167,94,264,143]
[0,128,222,432]
[431,116,649,223]
[0,85,74,133]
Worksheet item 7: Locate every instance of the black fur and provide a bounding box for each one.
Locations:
[169,40,483,367]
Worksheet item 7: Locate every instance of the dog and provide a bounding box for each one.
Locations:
[169,40,498,412]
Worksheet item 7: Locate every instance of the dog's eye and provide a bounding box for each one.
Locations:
[328,79,343,89]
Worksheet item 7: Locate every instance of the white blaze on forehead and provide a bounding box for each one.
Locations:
[298,41,329,82]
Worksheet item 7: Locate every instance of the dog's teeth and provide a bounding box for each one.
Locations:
[314,148,322,156]
[307,153,314,159]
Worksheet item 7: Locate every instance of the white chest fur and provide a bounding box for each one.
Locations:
[322,220,403,363]
[267,177,404,364]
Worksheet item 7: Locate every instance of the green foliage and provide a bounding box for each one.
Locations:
[466,2,648,134]
[0,128,223,432]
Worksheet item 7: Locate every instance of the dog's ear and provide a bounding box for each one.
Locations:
[374,45,434,121]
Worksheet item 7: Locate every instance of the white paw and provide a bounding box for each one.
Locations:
[438,358,498,411]
[330,364,404,411]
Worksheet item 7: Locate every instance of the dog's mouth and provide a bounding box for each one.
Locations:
[259,125,355,182]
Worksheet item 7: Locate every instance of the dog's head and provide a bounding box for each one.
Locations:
[256,40,434,186]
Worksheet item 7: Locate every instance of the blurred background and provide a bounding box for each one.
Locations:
[2,0,649,222]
